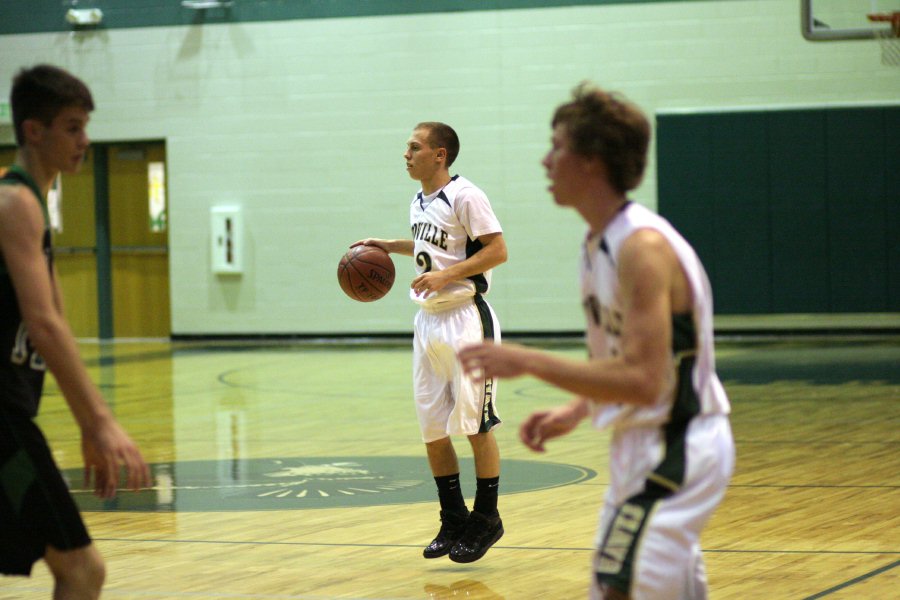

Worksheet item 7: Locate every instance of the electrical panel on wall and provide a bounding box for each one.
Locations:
[210,206,243,275]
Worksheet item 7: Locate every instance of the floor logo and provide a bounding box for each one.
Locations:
[255,460,422,499]
[63,456,596,512]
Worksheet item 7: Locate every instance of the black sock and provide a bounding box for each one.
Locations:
[473,476,500,517]
[434,474,467,515]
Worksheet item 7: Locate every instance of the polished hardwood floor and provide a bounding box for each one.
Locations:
[2,336,898,599]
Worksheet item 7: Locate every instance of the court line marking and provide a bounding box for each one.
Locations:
[801,558,900,599]
[0,585,407,600]
[92,536,899,556]
[93,537,591,552]
[703,549,900,555]
[8,552,898,600]
[726,483,900,489]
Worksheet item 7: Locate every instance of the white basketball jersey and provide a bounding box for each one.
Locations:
[409,175,502,309]
[582,202,730,430]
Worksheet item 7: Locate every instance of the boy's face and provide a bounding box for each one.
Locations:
[404,127,443,183]
[542,124,588,207]
[31,105,91,174]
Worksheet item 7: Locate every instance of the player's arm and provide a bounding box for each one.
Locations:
[0,186,150,497]
[519,396,591,452]
[411,232,507,296]
[459,229,676,407]
[351,238,414,257]
[435,232,507,280]
[50,260,67,314]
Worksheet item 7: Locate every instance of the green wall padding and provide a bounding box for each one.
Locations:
[767,110,830,313]
[709,112,770,313]
[825,108,888,312]
[886,108,900,309]
[657,106,900,315]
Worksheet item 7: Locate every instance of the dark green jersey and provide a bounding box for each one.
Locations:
[0,166,51,417]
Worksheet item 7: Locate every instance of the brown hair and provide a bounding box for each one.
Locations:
[11,64,94,146]
[415,121,460,167]
[551,82,650,194]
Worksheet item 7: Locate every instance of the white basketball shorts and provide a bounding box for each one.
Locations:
[413,295,501,443]
[590,413,734,600]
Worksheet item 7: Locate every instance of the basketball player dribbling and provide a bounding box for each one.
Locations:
[352,121,508,563]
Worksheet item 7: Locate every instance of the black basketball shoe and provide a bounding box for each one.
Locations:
[448,511,504,563]
[423,509,469,559]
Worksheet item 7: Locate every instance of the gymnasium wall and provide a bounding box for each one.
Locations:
[1,1,898,335]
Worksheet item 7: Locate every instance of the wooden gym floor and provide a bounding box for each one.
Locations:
[1,335,898,599]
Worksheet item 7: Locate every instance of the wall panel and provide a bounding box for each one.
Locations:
[825,108,888,312]
[709,112,770,314]
[655,115,716,280]
[767,110,830,313]
[658,106,899,315]
[885,107,900,310]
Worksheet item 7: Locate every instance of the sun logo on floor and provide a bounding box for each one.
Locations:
[256,460,422,499]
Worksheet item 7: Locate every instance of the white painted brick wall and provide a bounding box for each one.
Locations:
[1,1,897,334]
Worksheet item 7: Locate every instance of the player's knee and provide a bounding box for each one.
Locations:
[425,436,452,450]
[466,430,498,454]
[45,544,106,598]
[60,558,105,598]
[466,430,492,443]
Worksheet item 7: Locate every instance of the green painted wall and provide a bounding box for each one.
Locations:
[658,106,900,314]
[0,0,717,34]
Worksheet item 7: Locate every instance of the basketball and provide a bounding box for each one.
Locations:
[337,245,396,302]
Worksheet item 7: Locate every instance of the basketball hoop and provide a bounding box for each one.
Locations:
[868,12,900,65]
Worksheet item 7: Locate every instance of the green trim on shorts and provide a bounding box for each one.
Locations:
[0,448,36,516]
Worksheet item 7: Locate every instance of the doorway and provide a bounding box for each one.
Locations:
[0,141,170,339]
[108,143,170,338]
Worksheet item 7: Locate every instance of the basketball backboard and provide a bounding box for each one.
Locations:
[802,0,900,40]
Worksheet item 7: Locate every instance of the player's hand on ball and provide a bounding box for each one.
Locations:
[350,238,391,253]
[338,244,395,302]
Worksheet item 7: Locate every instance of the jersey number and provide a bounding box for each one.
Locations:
[11,323,46,371]
[416,251,433,273]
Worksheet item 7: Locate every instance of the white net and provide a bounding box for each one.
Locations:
[870,13,900,65]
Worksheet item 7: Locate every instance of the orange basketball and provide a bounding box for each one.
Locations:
[337,245,396,302]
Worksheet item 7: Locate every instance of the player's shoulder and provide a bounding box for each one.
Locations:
[448,174,480,191]
[621,227,669,252]
[446,175,488,202]
[607,202,661,241]
[0,180,41,222]
[0,179,30,204]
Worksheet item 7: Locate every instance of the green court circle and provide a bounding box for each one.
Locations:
[65,456,597,512]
